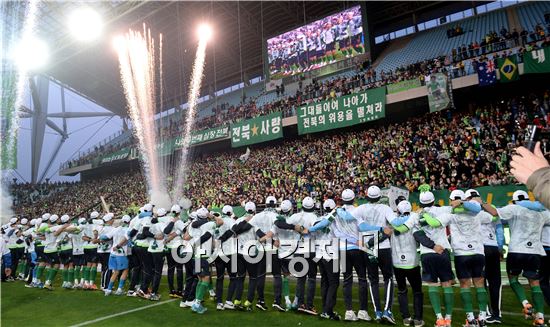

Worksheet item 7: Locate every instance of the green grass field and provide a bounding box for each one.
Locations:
[1,275,542,327]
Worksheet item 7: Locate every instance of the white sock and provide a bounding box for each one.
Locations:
[535,312,544,319]
[479,311,487,320]
[444,314,452,320]
[522,300,530,307]
[466,312,475,321]
[436,313,443,320]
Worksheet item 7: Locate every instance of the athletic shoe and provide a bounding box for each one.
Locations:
[320,312,330,319]
[464,318,479,326]
[149,293,160,301]
[216,303,225,311]
[403,318,413,326]
[115,288,124,296]
[169,290,177,298]
[36,282,44,289]
[382,310,396,325]
[74,283,82,290]
[285,298,293,311]
[43,284,54,291]
[224,301,235,310]
[272,303,286,312]
[5,276,15,282]
[209,289,216,298]
[291,297,298,310]
[66,282,74,289]
[330,313,341,321]
[523,304,534,320]
[435,318,447,327]
[137,289,147,298]
[89,284,98,291]
[234,300,244,311]
[413,319,425,327]
[444,319,452,327]
[24,283,35,288]
[104,289,112,296]
[358,310,372,321]
[304,306,318,316]
[297,304,307,313]
[174,291,183,299]
[191,302,207,314]
[61,281,67,288]
[127,290,137,297]
[180,301,193,308]
[532,318,545,327]
[344,310,358,321]
[374,311,383,322]
[244,300,253,311]
[485,316,502,324]
[256,301,267,311]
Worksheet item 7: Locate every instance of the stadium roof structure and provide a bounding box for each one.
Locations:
[9,1,483,117]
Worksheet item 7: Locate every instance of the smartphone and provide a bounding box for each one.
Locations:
[525,125,538,152]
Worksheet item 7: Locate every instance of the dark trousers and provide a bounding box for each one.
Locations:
[139,248,153,292]
[99,252,111,289]
[343,249,368,310]
[151,252,164,294]
[215,257,237,304]
[540,249,550,306]
[128,252,141,290]
[183,258,198,301]
[271,254,285,305]
[484,245,502,317]
[10,248,24,274]
[294,253,317,308]
[366,248,394,312]
[394,266,423,320]
[235,254,259,302]
[319,258,339,315]
[166,250,183,292]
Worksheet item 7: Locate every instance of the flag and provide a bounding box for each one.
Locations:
[524,46,550,74]
[477,61,496,86]
[497,55,518,83]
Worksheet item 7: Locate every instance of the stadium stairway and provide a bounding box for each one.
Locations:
[505,5,522,32]
[371,34,414,70]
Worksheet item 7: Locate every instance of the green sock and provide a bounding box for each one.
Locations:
[18,262,27,275]
[282,276,289,297]
[68,269,74,283]
[36,266,45,280]
[443,287,454,317]
[460,288,474,313]
[476,287,489,312]
[82,267,90,281]
[47,268,58,282]
[44,267,51,280]
[531,286,544,314]
[510,276,527,303]
[61,269,67,282]
[196,281,207,301]
[90,267,97,284]
[208,279,213,291]
[429,286,442,315]
[74,266,80,281]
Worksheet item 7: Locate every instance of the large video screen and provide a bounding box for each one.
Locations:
[267,5,365,79]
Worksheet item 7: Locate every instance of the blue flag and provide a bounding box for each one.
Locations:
[477,61,496,86]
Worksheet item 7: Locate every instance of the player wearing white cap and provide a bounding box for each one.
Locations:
[163,204,186,299]
[102,215,132,296]
[248,195,279,311]
[82,211,100,290]
[6,217,23,281]
[126,207,146,296]
[1,224,13,282]
[353,185,396,324]
[389,201,424,327]
[439,190,493,326]
[133,204,154,299]
[213,205,238,310]
[287,196,319,315]
[480,190,550,327]
[72,217,87,289]
[21,219,38,286]
[189,207,224,314]
[414,191,454,327]
[146,208,168,301]
[180,210,199,307]
[465,189,505,324]
[307,198,340,320]
[97,213,115,290]
[15,218,30,281]
[57,214,77,289]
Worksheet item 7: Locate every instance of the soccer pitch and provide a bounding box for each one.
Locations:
[0,277,537,327]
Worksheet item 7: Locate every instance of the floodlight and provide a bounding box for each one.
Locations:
[13,37,49,71]
[68,8,103,42]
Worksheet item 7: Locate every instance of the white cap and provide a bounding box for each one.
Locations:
[170,204,182,214]
[245,201,256,213]
[342,189,355,202]
[465,189,480,199]
[397,201,412,214]
[102,213,114,222]
[60,215,70,223]
[35,218,42,226]
[512,190,529,202]
[144,203,153,212]
[265,196,277,205]
[90,211,99,219]
[42,213,51,220]
[323,199,336,210]
[95,219,104,226]
[9,217,18,224]
[367,186,381,199]
[222,205,233,215]
[197,207,209,219]
[419,191,435,204]
[29,219,36,226]
[121,215,131,223]
[189,211,198,220]
[449,190,465,201]
[302,196,315,209]
[78,217,87,225]
[20,218,28,225]
[280,200,292,213]
[156,208,167,217]
[49,214,59,223]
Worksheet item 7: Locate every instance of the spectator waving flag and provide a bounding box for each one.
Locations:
[477,60,496,86]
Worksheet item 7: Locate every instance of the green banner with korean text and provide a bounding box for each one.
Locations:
[188,125,229,146]
[231,112,283,147]
[98,148,130,166]
[524,46,550,74]
[387,79,422,94]
[296,87,386,135]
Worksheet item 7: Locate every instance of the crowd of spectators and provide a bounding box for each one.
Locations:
[13,91,550,218]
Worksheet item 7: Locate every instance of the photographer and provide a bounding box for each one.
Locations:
[510,142,550,208]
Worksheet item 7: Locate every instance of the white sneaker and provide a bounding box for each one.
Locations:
[104,289,112,296]
[61,282,67,288]
[358,310,372,321]
[209,289,216,298]
[224,301,235,310]
[115,288,124,296]
[345,310,358,321]
[180,300,194,308]
[66,283,73,289]
[127,290,137,297]
[217,303,225,310]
